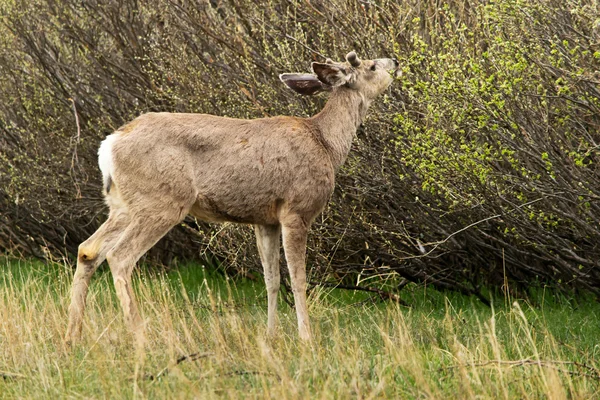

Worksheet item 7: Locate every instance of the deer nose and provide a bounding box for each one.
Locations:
[392,59,399,68]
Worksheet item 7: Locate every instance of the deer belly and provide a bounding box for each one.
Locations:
[189,193,281,225]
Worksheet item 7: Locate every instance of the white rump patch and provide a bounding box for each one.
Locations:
[98,134,118,190]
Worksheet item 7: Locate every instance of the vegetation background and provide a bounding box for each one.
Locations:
[1,1,600,398]
[1,0,599,301]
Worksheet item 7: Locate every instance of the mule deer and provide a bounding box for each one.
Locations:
[65,51,399,344]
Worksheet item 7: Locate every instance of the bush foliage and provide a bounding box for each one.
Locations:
[1,0,599,299]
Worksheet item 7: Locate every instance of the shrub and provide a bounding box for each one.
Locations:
[1,0,598,299]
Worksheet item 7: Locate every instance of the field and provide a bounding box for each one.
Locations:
[1,257,599,399]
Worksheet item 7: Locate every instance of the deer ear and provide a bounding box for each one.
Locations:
[311,62,348,87]
[279,73,331,95]
[346,51,361,67]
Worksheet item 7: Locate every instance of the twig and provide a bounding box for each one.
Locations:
[309,280,410,307]
[346,293,385,307]
[284,34,327,59]
[77,315,119,369]
[0,371,25,380]
[237,84,271,118]
[223,370,277,378]
[150,352,213,381]
[402,196,549,260]
[69,97,81,166]
[69,97,82,198]
[279,276,295,308]
[441,359,600,380]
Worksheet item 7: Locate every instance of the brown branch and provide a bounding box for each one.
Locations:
[69,97,82,199]
[149,352,213,381]
[223,370,277,378]
[284,34,328,59]
[400,196,550,261]
[441,359,600,380]
[310,280,410,307]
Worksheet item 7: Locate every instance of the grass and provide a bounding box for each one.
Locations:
[1,257,599,399]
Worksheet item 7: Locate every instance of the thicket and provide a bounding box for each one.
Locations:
[1,0,599,301]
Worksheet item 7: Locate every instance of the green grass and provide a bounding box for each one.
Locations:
[1,257,599,399]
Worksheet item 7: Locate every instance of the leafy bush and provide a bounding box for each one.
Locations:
[1,0,598,299]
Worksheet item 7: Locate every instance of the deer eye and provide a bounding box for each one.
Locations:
[370,64,377,71]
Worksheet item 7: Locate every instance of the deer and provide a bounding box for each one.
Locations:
[65,51,400,345]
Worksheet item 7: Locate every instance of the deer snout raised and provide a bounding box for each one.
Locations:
[385,58,401,77]
[377,58,400,71]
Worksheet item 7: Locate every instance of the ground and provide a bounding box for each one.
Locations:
[1,257,599,399]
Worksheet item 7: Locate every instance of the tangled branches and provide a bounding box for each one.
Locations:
[0,0,599,297]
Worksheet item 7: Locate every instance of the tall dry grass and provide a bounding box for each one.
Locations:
[0,258,598,398]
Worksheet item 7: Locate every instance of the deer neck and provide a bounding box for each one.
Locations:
[311,87,370,170]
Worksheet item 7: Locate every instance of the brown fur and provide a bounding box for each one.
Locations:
[65,52,399,344]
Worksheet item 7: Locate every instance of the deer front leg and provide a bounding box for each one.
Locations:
[66,212,128,344]
[281,215,311,341]
[255,224,281,337]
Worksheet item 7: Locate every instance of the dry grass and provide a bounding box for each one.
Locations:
[1,258,599,399]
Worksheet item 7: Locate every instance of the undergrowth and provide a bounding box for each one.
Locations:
[0,257,599,399]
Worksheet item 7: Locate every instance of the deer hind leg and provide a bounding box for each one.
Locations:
[281,215,311,341]
[105,210,185,347]
[255,224,281,337]
[66,209,129,344]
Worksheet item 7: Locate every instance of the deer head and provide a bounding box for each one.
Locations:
[280,51,400,100]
